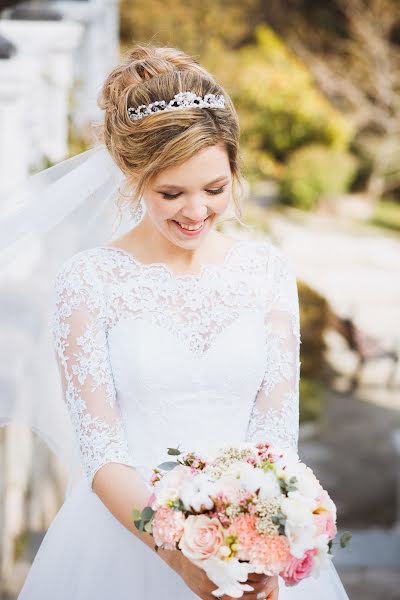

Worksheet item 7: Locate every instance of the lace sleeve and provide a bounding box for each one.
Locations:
[246,245,301,457]
[52,253,136,491]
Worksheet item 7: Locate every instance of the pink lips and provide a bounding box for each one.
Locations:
[172,216,210,236]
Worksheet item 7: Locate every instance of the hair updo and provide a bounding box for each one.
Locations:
[96,44,245,222]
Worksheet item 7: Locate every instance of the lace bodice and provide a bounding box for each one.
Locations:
[52,238,301,492]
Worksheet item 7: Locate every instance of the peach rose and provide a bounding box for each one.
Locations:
[280,548,317,586]
[178,515,225,561]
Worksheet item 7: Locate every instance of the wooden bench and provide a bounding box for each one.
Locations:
[327,309,399,388]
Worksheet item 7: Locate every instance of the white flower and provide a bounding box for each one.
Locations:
[283,462,323,499]
[281,494,317,558]
[224,460,254,479]
[180,473,215,512]
[152,465,192,509]
[239,467,281,500]
[217,476,241,503]
[310,537,332,578]
[272,448,300,475]
[281,494,315,528]
[196,555,255,598]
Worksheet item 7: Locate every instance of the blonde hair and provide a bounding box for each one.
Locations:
[96,44,246,225]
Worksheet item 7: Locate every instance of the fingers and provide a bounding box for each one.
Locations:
[247,572,269,582]
[267,587,279,600]
[245,575,279,600]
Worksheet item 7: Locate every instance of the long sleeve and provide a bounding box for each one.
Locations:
[246,245,301,457]
[52,253,136,491]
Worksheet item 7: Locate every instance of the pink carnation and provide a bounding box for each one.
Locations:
[248,534,291,575]
[280,548,317,586]
[227,514,258,560]
[152,506,185,550]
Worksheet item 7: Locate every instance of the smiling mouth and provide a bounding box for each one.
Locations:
[171,215,211,236]
[172,215,212,231]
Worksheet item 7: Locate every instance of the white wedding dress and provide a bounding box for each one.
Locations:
[17,237,350,599]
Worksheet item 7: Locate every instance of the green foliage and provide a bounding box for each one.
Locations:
[369,198,400,233]
[280,144,358,209]
[298,278,330,376]
[120,0,260,54]
[299,377,324,423]
[204,25,353,176]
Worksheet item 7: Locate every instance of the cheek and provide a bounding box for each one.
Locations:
[146,198,175,222]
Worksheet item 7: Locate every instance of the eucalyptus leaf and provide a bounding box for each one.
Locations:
[141,506,154,522]
[157,461,178,471]
[144,521,153,534]
[340,531,352,548]
[167,447,182,456]
[133,519,143,532]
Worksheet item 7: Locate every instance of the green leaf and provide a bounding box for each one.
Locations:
[340,531,352,548]
[141,506,154,522]
[132,509,142,521]
[157,461,178,471]
[144,521,153,534]
[167,447,182,456]
[133,518,144,532]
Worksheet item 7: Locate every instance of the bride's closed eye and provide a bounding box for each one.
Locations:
[160,187,226,200]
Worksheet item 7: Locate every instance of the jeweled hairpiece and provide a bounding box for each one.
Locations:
[127,91,225,121]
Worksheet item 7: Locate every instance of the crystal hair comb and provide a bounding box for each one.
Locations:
[127,91,225,121]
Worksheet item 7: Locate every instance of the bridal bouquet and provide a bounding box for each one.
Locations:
[132,442,351,598]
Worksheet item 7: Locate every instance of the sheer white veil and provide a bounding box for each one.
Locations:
[0,142,145,497]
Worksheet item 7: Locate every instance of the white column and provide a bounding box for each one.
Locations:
[0,19,83,164]
[0,57,34,194]
[54,0,120,130]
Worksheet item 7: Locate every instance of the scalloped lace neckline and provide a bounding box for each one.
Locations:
[98,238,250,281]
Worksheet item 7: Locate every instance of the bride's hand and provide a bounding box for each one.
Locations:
[244,572,279,599]
[161,549,279,600]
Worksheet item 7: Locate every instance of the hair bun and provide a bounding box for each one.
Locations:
[98,44,208,115]
[126,45,201,81]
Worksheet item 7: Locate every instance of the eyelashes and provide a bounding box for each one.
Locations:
[160,187,226,200]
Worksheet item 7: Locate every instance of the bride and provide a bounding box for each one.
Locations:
[2,44,350,599]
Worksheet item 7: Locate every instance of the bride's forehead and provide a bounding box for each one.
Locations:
[152,148,231,188]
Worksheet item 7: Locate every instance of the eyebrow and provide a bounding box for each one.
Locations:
[155,175,230,190]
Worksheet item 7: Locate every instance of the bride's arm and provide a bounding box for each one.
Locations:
[246,244,301,457]
[52,253,176,564]
[51,254,234,593]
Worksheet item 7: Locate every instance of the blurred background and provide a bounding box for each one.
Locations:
[0,1,399,598]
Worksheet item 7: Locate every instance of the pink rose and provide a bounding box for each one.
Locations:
[313,512,337,540]
[179,515,225,561]
[280,548,317,586]
[152,506,185,550]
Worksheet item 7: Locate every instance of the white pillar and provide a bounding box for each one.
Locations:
[54,0,120,130]
[0,58,32,193]
[0,19,83,163]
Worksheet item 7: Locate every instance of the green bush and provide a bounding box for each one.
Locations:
[370,198,400,232]
[300,377,324,423]
[204,25,353,176]
[280,144,358,210]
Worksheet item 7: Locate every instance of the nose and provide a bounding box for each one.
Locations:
[179,196,209,222]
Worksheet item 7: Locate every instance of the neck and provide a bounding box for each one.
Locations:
[125,213,219,268]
